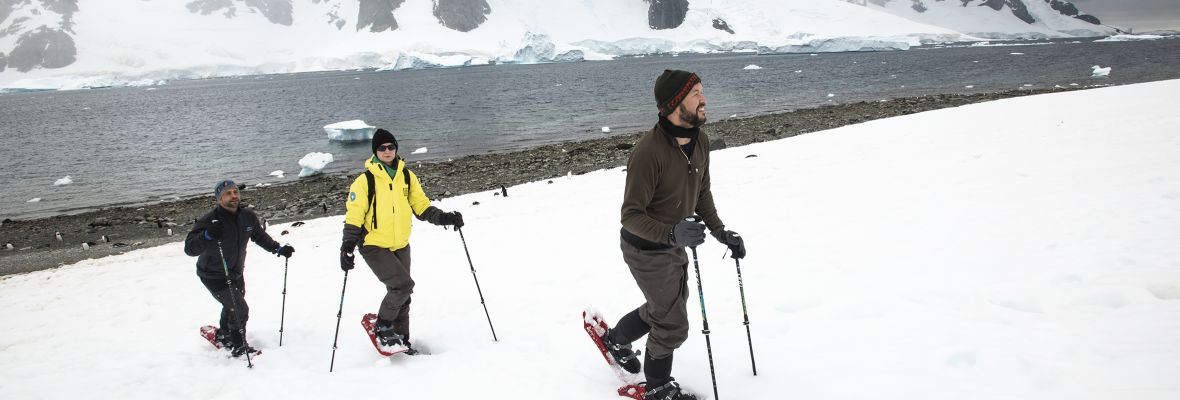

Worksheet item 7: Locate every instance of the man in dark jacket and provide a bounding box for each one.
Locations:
[600,70,747,400]
[184,179,294,357]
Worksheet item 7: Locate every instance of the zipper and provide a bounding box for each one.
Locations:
[677,141,695,175]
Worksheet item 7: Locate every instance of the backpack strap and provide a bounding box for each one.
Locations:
[402,164,412,197]
[364,170,377,229]
[364,160,415,228]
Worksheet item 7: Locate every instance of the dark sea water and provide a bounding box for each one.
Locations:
[2,38,1179,219]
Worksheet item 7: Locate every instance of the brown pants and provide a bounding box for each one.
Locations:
[621,238,690,359]
[360,244,413,340]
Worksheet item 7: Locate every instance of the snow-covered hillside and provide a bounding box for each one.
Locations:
[2,80,1178,399]
[848,0,1110,39]
[0,0,1113,90]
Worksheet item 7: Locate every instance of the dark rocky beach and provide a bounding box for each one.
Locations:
[0,87,1079,276]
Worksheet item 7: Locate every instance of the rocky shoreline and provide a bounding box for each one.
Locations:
[0,87,1077,276]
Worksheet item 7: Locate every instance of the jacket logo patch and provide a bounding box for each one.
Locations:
[246,226,253,233]
[349,192,357,202]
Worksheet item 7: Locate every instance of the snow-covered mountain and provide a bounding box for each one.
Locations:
[0,0,1113,90]
[847,0,1110,38]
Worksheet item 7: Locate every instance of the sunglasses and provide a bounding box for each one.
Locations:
[377,144,397,152]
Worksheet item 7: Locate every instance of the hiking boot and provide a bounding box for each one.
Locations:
[230,343,260,358]
[214,329,236,349]
[643,379,697,400]
[374,320,409,352]
[403,340,422,356]
[602,328,641,373]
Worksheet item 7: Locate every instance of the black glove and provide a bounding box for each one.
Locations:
[436,211,464,229]
[711,230,746,259]
[670,219,706,248]
[276,244,295,258]
[205,219,224,240]
[340,240,356,271]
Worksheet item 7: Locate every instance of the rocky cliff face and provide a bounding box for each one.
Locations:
[647,0,688,30]
[1,0,77,72]
[854,0,1100,26]
[186,0,294,25]
[433,0,491,32]
[356,0,405,32]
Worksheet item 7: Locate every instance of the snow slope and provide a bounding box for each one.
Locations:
[0,0,1095,90]
[2,80,1179,399]
[859,0,1109,39]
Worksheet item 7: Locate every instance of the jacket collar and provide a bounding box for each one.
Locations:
[366,156,404,178]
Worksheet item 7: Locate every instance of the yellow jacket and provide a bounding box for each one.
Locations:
[344,157,432,250]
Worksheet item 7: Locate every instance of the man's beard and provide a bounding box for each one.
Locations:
[676,102,707,128]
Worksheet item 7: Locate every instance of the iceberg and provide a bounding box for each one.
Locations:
[54,176,73,186]
[1091,65,1111,78]
[743,65,763,70]
[270,170,285,178]
[298,152,334,177]
[324,120,376,142]
[411,147,428,155]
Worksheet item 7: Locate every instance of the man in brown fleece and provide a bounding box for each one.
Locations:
[600,69,747,400]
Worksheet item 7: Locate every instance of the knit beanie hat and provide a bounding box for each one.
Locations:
[371,128,398,156]
[654,69,701,116]
[214,179,236,199]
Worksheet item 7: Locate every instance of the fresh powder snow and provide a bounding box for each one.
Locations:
[1,81,1178,399]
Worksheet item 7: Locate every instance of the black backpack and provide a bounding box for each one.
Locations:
[362,160,412,229]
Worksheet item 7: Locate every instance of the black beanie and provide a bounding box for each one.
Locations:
[371,128,398,156]
[654,69,701,116]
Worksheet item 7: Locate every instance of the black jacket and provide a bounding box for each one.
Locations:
[184,206,280,280]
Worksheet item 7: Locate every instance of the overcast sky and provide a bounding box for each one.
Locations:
[1071,0,1180,31]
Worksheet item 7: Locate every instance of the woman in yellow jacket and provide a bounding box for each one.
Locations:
[340,129,463,354]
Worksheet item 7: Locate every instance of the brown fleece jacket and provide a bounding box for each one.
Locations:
[620,121,724,246]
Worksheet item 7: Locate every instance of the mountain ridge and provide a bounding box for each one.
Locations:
[0,0,1114,89]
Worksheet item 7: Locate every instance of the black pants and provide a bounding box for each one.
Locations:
[200,276,248,344]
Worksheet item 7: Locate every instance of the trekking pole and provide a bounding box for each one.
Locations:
[279,254,289,346]
[329,270,349,372]
[457,227,498,342]
[215,239,254,369]
[690,245,719,400]
[683,215,719,399]
[733,257,757,376]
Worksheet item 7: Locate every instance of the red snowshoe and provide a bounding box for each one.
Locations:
[361,313,411,357]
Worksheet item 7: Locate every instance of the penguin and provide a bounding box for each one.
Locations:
[167,228,173,236]
[5,243,12,250]
[55,232,63,242]
[101,235,109,243]
[321,203,328,213]
[501,185,508,197]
